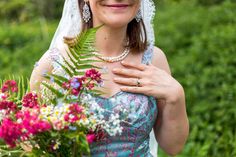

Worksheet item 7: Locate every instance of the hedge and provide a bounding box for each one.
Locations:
[155,1,236,156]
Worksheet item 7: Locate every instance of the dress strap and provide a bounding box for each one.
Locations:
[141,46,154,65]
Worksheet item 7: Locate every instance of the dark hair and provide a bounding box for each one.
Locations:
[78,1,148,53]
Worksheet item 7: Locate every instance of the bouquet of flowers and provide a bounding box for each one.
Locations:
[0,27,128,157]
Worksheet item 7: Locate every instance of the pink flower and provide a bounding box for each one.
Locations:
[0,118,21,147]
[1,80,18,93]
[86,134,96,144]
[69,103,83,114]
[22,92,39,108]
[64,113,79,123]
[62,82,70,90]
[86,83,95,90]
[0,93,8,100]
[0,110,52,148]
[64,104,84,123]
[53,121,64,130]
[16,110,52,139]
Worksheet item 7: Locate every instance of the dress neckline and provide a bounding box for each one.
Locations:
[94,90,126,100]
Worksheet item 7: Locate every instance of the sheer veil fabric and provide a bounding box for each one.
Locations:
[48,0,158,156]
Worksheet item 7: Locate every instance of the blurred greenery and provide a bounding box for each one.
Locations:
[0,0,236,156]
[155,0,236,156]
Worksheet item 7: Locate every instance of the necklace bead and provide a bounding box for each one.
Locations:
[92,48,130,63]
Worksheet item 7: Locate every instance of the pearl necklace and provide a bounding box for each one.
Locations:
[92,47,130,63]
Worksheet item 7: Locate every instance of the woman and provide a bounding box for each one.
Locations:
[30,0,189,156]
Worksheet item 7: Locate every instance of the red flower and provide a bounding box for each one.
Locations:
[22,92,39,108]
[85,69,102,83]
[0,100,17,113]
[69,103,83,114]
[86,83,95,90]
[64,104,84,123]
[1,80,18,93]
[63,77,84,96]
[62,82,70,90]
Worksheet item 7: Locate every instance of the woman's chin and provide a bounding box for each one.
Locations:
[102,19,133,28]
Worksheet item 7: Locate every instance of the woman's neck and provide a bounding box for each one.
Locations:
[95,25,128,57]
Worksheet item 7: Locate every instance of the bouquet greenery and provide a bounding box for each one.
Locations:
[0,27,128,157]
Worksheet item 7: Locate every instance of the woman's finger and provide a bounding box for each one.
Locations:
[112,68,143,78]
[121,61,147,71]
[113,77,141,86]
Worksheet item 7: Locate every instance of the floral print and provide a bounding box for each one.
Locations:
[90,47,158,157]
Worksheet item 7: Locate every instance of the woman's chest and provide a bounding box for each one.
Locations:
[91,53,143,99]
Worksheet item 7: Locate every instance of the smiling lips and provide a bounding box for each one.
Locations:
[105,4,130,9]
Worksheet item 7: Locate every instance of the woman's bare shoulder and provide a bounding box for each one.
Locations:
[29,46,66,91]
[29,50,54,91]
[152,46,171,75]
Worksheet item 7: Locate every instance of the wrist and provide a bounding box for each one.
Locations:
[166,83,185,106]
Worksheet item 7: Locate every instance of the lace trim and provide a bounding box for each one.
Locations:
[141,0,156,46]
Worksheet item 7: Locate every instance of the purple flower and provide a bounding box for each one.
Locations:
[70,78,81,89]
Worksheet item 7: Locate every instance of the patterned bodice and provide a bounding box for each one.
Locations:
[90,93,157,156]
[50,46,158,157]
[89,47,158,157]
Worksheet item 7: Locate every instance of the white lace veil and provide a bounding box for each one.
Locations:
[49,0,158,156]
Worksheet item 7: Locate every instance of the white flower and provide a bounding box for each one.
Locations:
[0,110,6,122]
[0,93,6,101]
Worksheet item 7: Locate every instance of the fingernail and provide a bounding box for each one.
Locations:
[113,69,118,72]
[121,61,125,64]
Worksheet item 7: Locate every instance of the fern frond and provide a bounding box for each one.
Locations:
[77,59,102,64]
[66,49,78,66]
[41,82,64,98]
[79,53,97,59]
[62,56,76,74]
[43,74,64,87]
[54,60,73,77]
[42,26,104,102]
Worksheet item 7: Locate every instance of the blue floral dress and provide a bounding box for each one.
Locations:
[89,46,158,157]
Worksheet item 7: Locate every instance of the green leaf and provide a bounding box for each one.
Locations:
[62,56,76,74]
[41,82,64,98]
[49,74,69,82]
[77,59,102,64]
[54,60,73,77]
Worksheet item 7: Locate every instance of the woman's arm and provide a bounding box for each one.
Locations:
[29,51,54,93]
[152,47,189,156]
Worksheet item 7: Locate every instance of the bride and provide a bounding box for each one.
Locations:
[30,0,189,156]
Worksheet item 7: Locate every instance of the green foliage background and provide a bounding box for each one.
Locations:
[0,0,236,156]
